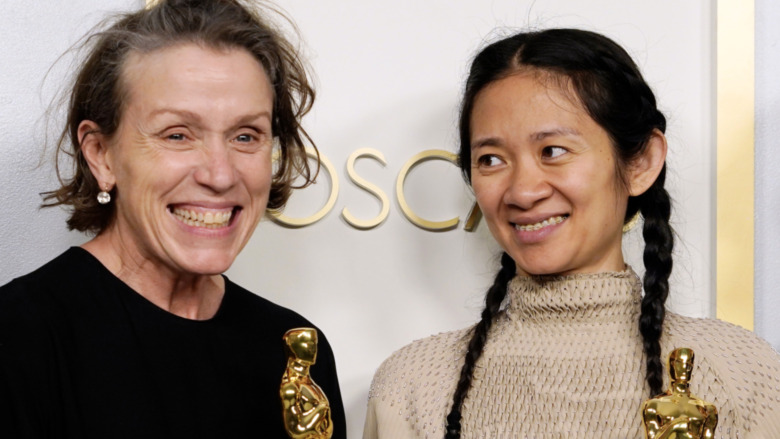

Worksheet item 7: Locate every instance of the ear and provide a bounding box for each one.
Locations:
[627,128,667,196]
[78,120,116,191]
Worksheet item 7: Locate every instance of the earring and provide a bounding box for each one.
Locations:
[622,211,641,233]
[97,185,111,205]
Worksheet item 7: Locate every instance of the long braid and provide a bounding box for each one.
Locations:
[444,252,516,439]
[637,172,673,396]
[452,28,674,433]
[585,38,673,398]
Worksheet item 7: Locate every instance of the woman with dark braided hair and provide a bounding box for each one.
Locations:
[364,28,780,438]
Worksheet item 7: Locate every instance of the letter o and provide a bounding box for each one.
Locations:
[269,147,339,227]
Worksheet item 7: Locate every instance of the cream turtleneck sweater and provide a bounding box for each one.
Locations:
[363,270,780,438]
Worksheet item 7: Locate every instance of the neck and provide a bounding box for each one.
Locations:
[506,268,641,324]
[82,229,225,320]
[671,381,690,394]
[286,359,311,377]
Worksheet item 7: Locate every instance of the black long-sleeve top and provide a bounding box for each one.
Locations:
[0,247,346,438]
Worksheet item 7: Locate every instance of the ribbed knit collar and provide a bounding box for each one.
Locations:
[505,267,642,324]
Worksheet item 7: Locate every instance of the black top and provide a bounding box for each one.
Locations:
[0,248,346,438]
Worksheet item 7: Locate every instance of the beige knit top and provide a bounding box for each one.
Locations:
[363,270,780,438]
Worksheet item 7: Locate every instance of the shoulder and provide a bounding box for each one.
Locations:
[664,313,780,382]
[0,248,86,298]
[664,313,780,369]
[0,250,88,378]
[222,278,317,329]
[364,328,471,439]
[369,327,471,401]
[222,280,347,436]
[0,248,88,327]
[221,278,338,361]
[664,313,780,435]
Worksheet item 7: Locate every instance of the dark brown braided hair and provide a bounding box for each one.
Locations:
[446,28,673,438]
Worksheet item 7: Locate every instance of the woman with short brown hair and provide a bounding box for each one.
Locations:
[0,1,345,437]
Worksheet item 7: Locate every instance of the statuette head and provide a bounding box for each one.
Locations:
[284,328,319,365]
[668,347,694,384]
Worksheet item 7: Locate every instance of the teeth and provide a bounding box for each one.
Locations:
[515,215,566,232]
[172,207,233,229]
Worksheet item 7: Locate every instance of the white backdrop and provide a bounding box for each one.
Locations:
[755,0,780,352]
[1,1,716,437]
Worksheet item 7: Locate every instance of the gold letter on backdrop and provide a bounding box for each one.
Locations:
[270,148,339,228]
[396,149,460,231]
[463,203,482,232]
[341,148,390,229]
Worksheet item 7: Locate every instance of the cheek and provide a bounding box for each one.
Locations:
[240,157,273,196]
[471,176,498,202]
[471,183,495,215]
[570,170,628,225]
[564,159,616,197]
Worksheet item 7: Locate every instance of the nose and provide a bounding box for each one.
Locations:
[502,160,553,210]
[194,137,239,193]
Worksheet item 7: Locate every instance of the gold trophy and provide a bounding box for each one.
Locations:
[641,347,718,438]
[280,328,333,439]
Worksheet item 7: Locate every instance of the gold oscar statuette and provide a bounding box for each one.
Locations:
[641,347,718,439]
[280,328,333,439]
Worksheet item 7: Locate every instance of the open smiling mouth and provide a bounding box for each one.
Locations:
[514,214,569,231]
[170,206,240,229]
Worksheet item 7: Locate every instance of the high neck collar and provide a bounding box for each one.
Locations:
[505,267,642,324]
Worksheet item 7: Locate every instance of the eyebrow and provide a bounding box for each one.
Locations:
[471,136,502,150]
[232,111,272,127]
[531,127,581,141]
[471,126,582,150]
[147,108,201,122]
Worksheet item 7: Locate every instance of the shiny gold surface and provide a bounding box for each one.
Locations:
[622,211,641,233]
[642,348,718,439]
[280,328,333,439]
[716,0,754,330]
[463,203,482,232]
[341,148,390,229]
[270,148,340,228]
[396,149,460,231]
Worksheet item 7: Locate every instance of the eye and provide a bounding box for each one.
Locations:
[231,129,271,153]
[166,132,186,141]
[476,154,505,168]
[542,146,567,158]
[235,133,255,143]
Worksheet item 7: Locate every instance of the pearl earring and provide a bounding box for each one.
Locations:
[97,185,111,205]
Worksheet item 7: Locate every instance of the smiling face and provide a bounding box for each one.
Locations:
[96,43,274,277]
[469,72,629,276]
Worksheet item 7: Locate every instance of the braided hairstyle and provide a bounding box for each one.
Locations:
[446,29,673,437]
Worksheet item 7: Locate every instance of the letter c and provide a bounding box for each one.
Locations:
[396,149,460,231]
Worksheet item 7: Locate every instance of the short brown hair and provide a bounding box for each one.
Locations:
[42,0,317,234]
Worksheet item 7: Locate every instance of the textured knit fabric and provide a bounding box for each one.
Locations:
[0,247,347,439]
[364,269,780,439]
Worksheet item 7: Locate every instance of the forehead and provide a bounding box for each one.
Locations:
[469,71,617,149]
[118,43,272,107]
[472,71,587,127]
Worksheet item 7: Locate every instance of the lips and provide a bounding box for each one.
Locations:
[170,206,238,229]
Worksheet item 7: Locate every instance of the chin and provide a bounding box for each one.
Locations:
[513,255,574,277]
[173,250,237,276]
